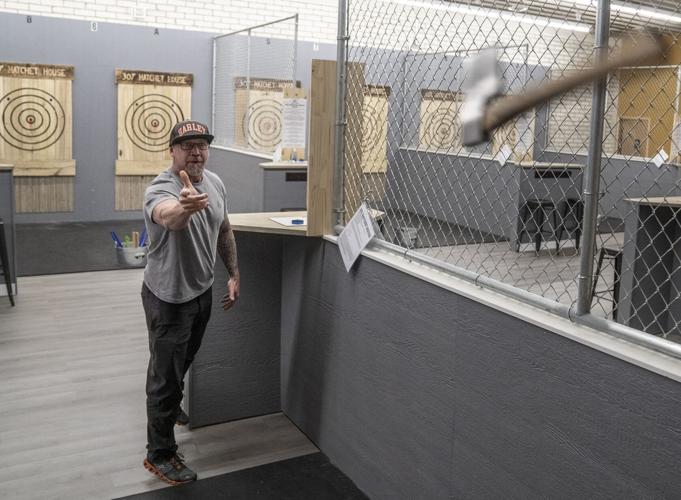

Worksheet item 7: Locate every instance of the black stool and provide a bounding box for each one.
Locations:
[591,246,622,321]
[516,199,559,253]
[0,218,15,307]
[557,198,584,251]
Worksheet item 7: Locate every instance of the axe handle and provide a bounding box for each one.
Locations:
[483,36,663,133]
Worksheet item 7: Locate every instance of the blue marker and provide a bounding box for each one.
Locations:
[111,231,123,248]
[139,228,147,247]
[291,219,305,225]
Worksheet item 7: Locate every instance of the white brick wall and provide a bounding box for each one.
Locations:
[0,0,340,42]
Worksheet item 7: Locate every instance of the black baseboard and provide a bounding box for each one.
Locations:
[17,220,146,276]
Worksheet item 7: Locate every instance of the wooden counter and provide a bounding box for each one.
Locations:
[626,196,681,208]
[618,197,681,335]
[0,164,16,300]
[259,161,308,170]
[229,211,309,236]
[516,162,584,170]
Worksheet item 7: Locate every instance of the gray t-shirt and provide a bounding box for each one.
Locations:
[143,168,227,303]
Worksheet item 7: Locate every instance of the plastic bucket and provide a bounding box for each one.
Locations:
[116,246,147,267]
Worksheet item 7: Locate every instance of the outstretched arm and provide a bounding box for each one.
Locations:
[218,216,240,310]
[152,170,208,231]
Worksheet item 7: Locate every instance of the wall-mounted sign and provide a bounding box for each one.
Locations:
[115,69,193,86]
[0,62,74,80]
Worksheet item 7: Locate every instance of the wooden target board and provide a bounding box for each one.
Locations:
[114,69,192,210]
[0,62,75,176]
[234,77,299,153]
[361,86,390,174]
[491,111,535,163]
[115,69,192,176]
[419,89,462,151]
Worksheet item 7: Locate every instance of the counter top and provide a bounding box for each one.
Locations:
[516,162,584,170]
[626,196,681,208]
[0,164,14,171]
[259,161,308,170]
[229,211,309,236]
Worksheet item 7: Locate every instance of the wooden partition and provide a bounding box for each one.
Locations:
[306,60,336,236]
[307,60,367,235]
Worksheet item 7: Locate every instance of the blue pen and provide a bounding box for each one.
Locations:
[139,228,147,247]
[111,231,123,248]
[291,219,305,225]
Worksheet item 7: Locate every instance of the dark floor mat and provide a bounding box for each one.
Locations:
[115,452,368,500]
[16,220,146,276]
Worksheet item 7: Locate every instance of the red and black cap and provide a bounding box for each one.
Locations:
[169,120,214,146]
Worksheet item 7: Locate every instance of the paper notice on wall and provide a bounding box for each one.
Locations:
[282,88,307,159]
[494,144,513,165]
[652,149,669,168]
[338,203,376,272]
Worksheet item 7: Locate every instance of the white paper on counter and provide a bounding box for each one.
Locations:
[270,216,307,227]
[338,203,376,272]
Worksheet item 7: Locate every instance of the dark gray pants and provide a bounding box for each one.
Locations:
[141,283,212,461]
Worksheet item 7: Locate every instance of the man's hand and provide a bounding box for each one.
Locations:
[222,275,240,310]
[179,170,208,213]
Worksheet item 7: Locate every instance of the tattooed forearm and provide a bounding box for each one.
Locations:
[217,217,239,277]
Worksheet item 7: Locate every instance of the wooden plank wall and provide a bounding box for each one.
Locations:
[115,176,155,211]
[15,177,73,212]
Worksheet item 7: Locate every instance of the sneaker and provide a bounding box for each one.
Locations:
[176,407,189,426]
[143,454,197,485]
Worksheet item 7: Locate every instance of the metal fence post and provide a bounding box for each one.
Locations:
[334,0,349,229]
[576,0,611,316]
[293,14,299,84]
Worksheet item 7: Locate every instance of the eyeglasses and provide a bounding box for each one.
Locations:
[178,142,209,151]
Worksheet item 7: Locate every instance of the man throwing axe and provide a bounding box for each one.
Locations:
[141,119,240,485]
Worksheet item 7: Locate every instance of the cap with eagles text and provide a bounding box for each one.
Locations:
[169,120,214,146]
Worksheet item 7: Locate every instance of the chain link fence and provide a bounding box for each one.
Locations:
[212,15,298,155]
[340,0,681,342]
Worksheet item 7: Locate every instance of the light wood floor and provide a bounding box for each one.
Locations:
[0,269,317,500]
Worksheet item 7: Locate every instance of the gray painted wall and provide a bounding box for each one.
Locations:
[0,12,214,224]
[187,231,283,428]
[281,237,681,499]
[0,11,336,223]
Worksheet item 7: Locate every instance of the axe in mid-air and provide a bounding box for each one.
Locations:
[460,35,667,147]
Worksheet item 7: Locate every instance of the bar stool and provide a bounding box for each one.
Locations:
[516,199,559,253]
[0,218,15,306]
[591,246,622,321]
[557,198,583,251]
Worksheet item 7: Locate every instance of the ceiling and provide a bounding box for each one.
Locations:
[445,0,681,32]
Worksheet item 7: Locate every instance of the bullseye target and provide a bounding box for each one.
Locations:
[124,94,184,152]
[420,106,460,150]
[0,88,66,151]
[360,90,389,174]
[362,100,383,156]
[242,98,282,152]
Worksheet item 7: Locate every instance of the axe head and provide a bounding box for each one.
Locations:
[460,48,503,147]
